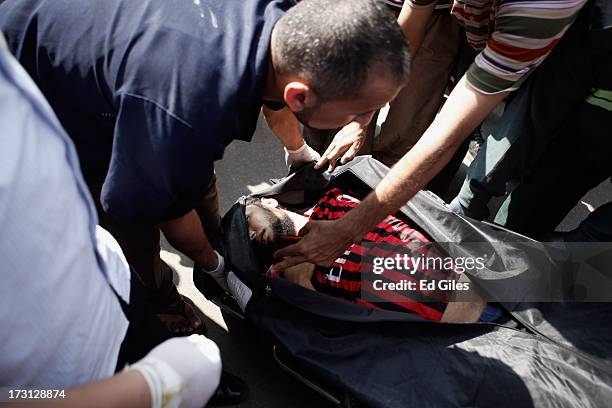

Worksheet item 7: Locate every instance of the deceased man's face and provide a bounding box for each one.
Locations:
[245,198,295,248]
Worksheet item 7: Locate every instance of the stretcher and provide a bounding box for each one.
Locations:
[195,156,612,407]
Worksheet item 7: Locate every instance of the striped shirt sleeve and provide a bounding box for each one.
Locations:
[406,0,438,8]
[466,0,588,94]
[403,0,453,10]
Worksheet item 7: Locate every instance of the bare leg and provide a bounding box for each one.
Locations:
[441,274,486,323]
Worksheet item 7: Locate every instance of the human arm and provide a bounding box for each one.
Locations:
[262,105,369,171]
[160,210,218,271]
[262,105,304,150]
[100,94,223,269]
[13,335,221,408]
[282,262,316,290]
[274,0,590,268]
[397,1,435,57]
[314,121,367,172]
[17,370,151,408]
[261,105,321,168]
[273,76,509,269]
[311,2,436,171]
[440,274,486,323]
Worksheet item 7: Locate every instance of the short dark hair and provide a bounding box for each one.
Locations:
[244,196,264,207]
[244,196,287,211]
[272,0,410,101]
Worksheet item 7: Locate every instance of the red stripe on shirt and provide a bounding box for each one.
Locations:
[309,188,449,321]
[487,37,561,63]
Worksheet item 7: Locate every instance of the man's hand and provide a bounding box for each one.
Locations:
[271,219,359,272]
[272,77,508,271]
[284,142,321,170]
[315,121,366,172]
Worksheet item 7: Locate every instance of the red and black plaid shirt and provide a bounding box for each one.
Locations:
[306,188,453,321]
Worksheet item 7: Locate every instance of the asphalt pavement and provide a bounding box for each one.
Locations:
[161,113,612,408]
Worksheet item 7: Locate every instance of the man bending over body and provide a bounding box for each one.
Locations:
[246,188,502,323]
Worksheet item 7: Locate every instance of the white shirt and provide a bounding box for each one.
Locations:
[0,41,130,387]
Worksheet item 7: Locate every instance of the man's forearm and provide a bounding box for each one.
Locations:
[65,371,151,408]
[11,371,151,408]
[343,130,459,238]
[161,210,217,270]
[340,77,509,238]
[262,105,304,150]
[397,3,435,57]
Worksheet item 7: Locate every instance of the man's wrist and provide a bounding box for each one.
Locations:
[341,198,384,242]
[336,214,365,243]
[195,249,219,271]
[284,139,305,152]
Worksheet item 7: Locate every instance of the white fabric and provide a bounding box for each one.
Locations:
[129,335,221,408]
[0,44,129,387]
[227,271,252,312]
[202,250,228,291]
[94,226,131,303]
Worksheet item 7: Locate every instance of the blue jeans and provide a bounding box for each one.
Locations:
[478,303,505,323]
[455,4,601,223]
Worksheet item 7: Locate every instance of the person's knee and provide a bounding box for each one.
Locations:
[199,337,222,393]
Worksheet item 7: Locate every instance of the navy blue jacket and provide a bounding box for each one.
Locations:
[0,0,294,222]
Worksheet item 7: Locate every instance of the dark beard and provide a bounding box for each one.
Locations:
[252,211,296,267]
[293,106,333,131]
[293,107,314,127]
[271,213,297,241]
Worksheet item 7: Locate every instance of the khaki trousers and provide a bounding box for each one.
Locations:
[372,14,462,166]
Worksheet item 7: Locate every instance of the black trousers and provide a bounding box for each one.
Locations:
[114,268,171,371]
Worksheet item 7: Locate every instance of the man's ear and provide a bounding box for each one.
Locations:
[260,197,279,208]
[284,81,318,112]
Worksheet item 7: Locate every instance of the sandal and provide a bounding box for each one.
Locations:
[153,261,205,335]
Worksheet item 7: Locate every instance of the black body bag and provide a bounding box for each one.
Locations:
[214,157,612,407]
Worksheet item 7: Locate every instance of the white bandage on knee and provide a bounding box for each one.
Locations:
[128,335,222,408]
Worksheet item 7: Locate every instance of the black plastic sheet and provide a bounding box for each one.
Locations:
[221,157,612,407]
